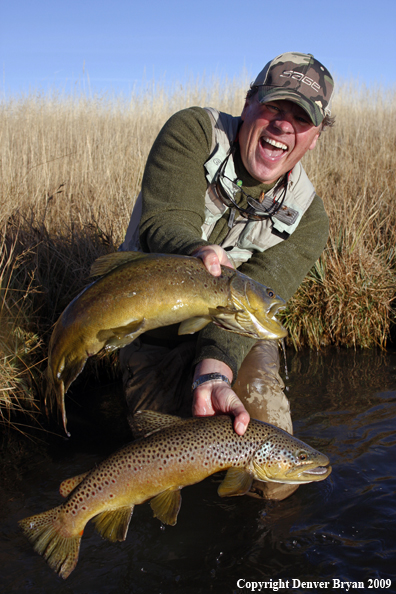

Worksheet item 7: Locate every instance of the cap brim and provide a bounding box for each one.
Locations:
[257,87,323,126]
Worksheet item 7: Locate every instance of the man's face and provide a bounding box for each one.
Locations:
[238,96,321,184]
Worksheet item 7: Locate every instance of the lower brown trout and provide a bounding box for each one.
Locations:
[45,251,287,435]
[19,411,332,579]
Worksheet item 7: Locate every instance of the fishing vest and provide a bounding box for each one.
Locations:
[120,107,316,266]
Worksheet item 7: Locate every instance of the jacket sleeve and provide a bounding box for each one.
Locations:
[139,106,213,255]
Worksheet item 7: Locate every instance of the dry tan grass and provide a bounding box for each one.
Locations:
[285,82,396,348]
[0,76,395,426]
[0,75,249,242]
[0,236,42,429]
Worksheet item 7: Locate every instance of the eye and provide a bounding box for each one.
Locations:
[297,452,308,461]
[267,289,274,298]
[265,103,280,113]
[295,114,312,126]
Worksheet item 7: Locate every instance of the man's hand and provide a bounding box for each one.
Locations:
[192,359,250,436]
[191,245,234,277]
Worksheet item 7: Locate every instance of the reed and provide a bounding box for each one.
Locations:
[0,76,395,426]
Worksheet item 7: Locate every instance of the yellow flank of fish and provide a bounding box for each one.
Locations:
[19,412,331,579]
[45,252,287,434]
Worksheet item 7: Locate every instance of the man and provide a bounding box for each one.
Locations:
[120,52,334,499]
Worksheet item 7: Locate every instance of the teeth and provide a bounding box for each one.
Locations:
[262,137,287,150]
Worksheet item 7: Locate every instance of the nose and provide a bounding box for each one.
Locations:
[271,111,294,134]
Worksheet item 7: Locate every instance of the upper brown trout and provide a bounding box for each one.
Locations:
[19,411,331,579]
[45,251,287,434]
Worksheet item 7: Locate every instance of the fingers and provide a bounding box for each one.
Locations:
[192,387,216,417]
[231,404,250,436]
[191,245,234,277]
[192,382,250,436]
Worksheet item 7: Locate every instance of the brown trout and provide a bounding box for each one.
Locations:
[45,251,287,434]
[19,411,331,579]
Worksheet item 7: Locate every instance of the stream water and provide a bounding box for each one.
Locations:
[1,347,395,594]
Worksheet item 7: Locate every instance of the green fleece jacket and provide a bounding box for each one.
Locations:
[138,107,329,379]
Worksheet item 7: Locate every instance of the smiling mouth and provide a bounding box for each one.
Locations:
[260,136,288,157]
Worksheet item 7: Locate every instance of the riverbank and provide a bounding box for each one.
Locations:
[0,77,395,429]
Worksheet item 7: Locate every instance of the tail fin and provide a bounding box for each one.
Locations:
[19,506,82,579]
[44,353,87,436]
[44,366,70,437]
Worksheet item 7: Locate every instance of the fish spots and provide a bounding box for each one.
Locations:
[51,415,325,549]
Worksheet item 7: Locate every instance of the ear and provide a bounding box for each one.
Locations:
[240,98,251,122]
[308,131,321,151]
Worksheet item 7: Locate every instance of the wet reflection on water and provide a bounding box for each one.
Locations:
[1,348,395,593]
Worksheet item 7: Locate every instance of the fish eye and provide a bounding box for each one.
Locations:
[267,289,274,298]
[297,451,308,461]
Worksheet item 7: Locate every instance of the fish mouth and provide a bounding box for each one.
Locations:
[281,461,332,483]
[301,464,332,481]
[268,301,285,318]
[259,317,288,340]
[212,305,287,340]
[267,303,287,338]
[303,465,332,476]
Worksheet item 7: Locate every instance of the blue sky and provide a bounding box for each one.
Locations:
[1,0,395,98]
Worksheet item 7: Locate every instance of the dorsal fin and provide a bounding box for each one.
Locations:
[59,472,90,497]
[129,410,185,439]
[90,251,149,277]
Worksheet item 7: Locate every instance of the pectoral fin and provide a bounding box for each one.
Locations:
[178,316,211,335]
[59,472,90,497]
[218,468,253,497]
[93,505,134,542]
[235,309,254,326]
[211,306,241,315]
[150,488,182,526]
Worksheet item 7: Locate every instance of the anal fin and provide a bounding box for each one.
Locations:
[218,468,253,497]
[98,319,146,350]
[150,488,182,526]
[93,505,134,542]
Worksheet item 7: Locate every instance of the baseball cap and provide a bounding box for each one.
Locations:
[252,52,334,126]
